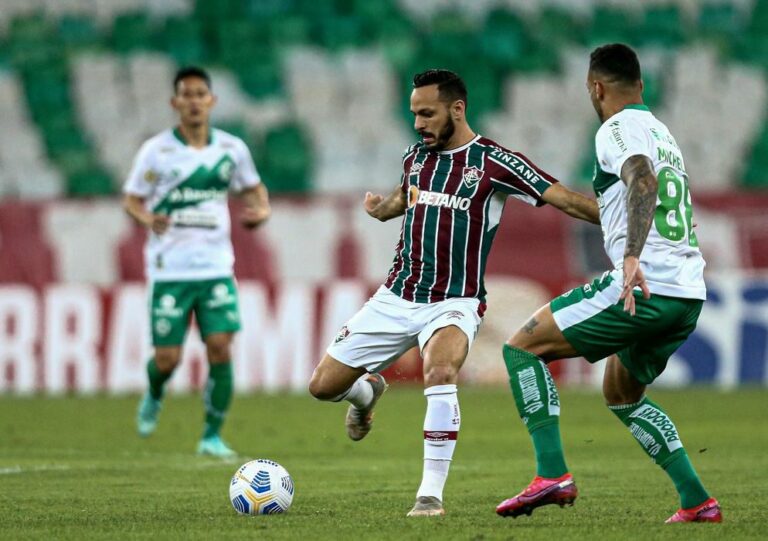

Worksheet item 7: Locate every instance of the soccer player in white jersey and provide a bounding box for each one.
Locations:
[495,44,721,524]
[123,67,271,457]
[308,69,600,516]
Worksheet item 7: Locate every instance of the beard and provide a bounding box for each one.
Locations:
[424,116,456,151]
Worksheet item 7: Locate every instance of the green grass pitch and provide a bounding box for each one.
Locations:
[1,387,765,540]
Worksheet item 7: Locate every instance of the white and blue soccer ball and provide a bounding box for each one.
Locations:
[229,459,294,515]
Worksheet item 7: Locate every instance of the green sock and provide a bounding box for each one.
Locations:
[146,358,172,400]
[503,344,568,478]
[609,396,709,508]
[203,362,233,439]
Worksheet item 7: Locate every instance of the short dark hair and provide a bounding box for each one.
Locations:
[173,66,212,93]
[413,69,468,106]
[589,44,641,85]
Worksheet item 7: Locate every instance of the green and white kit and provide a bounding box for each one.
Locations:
[124,127,260,345]
[123,127,261,281]
[552,105,706,383]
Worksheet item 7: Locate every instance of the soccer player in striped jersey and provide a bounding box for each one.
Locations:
[308,69,600,517]
[495,44,720,524]
[124,66,271,457]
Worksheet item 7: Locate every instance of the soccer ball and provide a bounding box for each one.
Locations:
[229,459,294,515]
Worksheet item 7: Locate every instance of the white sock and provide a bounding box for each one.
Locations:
[336,375,374,409]
[416,384,460,501]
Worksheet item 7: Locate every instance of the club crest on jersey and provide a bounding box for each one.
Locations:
[462,166,484,188]
[334,325,350,344]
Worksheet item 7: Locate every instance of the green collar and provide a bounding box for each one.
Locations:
[623,104,650,112]
[173,126,213,146]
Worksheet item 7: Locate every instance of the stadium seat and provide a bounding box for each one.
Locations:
[58,15,100,49]
[162,17,206,65]
[66,167,115,196]
[635,5,687,47]
[111,12,155,53]
[258,123,312,193]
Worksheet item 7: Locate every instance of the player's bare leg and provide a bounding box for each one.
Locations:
[137,345,181,437]
[198,333,237,457]
[309,355,387,441]
[407,325,468,517]
[497,304,579,518]
[603,355,720,523]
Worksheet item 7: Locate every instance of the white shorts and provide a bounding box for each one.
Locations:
[327,285,482,373]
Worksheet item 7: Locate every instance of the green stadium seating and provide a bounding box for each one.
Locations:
[697,2,743,40]
[635,5,687,47]
[258,124,312,193]
[266,15,312,49]
[162,18,206,65]
[314,14,368,51]
[479,8,529,69]
[58,15,101,50]
[112,13,155,53]
[236,60,283,99]
[66,167,115,196]
[537,7,586,46]
[586,7,639,48]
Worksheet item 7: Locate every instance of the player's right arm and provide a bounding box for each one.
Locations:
[123,194,170,234]
[122,138,170,234]
[598,116,655,315]
[363,186,407,222]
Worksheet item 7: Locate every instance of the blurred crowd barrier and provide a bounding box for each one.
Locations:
[0,194,766,393]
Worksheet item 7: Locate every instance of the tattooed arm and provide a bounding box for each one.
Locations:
[619,155,655,315]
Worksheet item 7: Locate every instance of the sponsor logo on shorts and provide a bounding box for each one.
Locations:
[155,318,171,336]
[446,310,464,320]
[207,283,236,308]
[334,325,350,344]
[154,294,183,317]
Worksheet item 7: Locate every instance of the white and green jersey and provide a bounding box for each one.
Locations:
[123,127,261,281]
[594,104,706,300]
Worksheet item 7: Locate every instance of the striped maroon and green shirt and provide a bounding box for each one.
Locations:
[383,135,558,310]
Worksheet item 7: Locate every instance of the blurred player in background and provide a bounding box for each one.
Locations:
[496,44,720,524]
[123,66,271,457]
[308,69,600,517]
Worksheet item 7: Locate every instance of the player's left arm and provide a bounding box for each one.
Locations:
[238,183,271,229]
[540,183,600,224]
[618,154,656,314]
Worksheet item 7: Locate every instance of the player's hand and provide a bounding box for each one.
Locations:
[240,206,270,229]
[150,214,170,235]
[363,192,384,217]
[620,255,650,316]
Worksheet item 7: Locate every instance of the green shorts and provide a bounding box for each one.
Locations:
[150,277,241,346]
[550,270,703,385]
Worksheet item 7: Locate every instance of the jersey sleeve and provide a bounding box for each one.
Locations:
[230,138,262,192]
[400,144,417,193]
[596,115,653,178]
[123,140,157,197]
[486,149,559,207]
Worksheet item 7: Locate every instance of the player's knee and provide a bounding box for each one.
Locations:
[205,336,232,362]
[154,350,180,372]
[602,385,643,406]
[308,371,336,401]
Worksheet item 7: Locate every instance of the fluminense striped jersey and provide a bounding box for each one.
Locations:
[384,134,558,307]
